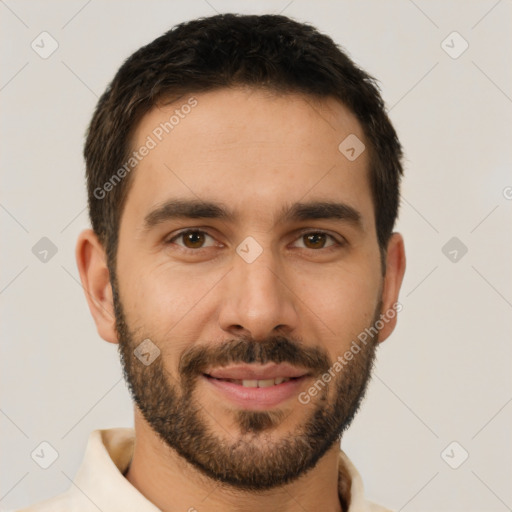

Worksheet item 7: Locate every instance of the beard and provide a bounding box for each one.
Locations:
[112,273,380,491]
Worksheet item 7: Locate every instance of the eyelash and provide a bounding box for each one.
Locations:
[165,229,345,253]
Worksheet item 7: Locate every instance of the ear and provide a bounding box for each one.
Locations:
[75,229,118,344]
[377,232,406,343]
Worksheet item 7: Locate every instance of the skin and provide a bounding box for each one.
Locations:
[76,86,406,512]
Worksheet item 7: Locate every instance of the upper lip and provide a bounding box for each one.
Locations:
[205,363,310,380]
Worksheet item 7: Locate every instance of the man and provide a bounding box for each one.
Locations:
[21,12,405,512]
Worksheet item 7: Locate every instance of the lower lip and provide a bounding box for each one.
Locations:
[203,375,309,410]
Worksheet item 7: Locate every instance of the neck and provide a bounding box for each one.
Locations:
[125,408,344,512]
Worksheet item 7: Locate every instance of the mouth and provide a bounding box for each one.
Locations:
[202,363,311,409]
[205,376,301,387]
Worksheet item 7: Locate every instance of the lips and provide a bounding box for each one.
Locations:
[208,376,296,388]
[206,362,309,379]
[203,370,311,409]
[204,363,309,384]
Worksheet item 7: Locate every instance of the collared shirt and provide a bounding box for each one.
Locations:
[17,428,391,512]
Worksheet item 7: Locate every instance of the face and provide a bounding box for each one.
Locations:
[107,87,399,489]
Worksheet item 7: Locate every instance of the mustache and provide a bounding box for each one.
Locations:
[178,334,331,379]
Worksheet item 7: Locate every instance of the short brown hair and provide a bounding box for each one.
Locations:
[84,13,403,269]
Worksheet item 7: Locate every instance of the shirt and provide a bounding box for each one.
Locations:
[16,428,391,512]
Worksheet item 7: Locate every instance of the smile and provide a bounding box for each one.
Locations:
[202,364,311,409]
[207,376,297,387]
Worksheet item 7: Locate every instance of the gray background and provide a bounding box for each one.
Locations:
[1,0,511,510]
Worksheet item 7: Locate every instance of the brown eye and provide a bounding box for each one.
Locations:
[291,230,344,252]
[168,230,216,250]
[182,231,206,248]
[302,232,328,249]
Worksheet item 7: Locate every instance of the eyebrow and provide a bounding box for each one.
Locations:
[142,198,362,232]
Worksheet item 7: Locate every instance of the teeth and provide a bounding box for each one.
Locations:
[256,379,275,388]
[240,377,292,388]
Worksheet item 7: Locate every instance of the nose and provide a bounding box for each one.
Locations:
[217,246,299,342]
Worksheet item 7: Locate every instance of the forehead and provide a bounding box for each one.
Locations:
[124,87,373,229]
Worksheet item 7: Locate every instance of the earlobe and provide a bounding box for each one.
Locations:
[378,233,406,343]
[75,229,119,344]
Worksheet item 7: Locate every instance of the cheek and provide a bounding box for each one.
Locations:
[298,263,381,346]
[119,260,224,341]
